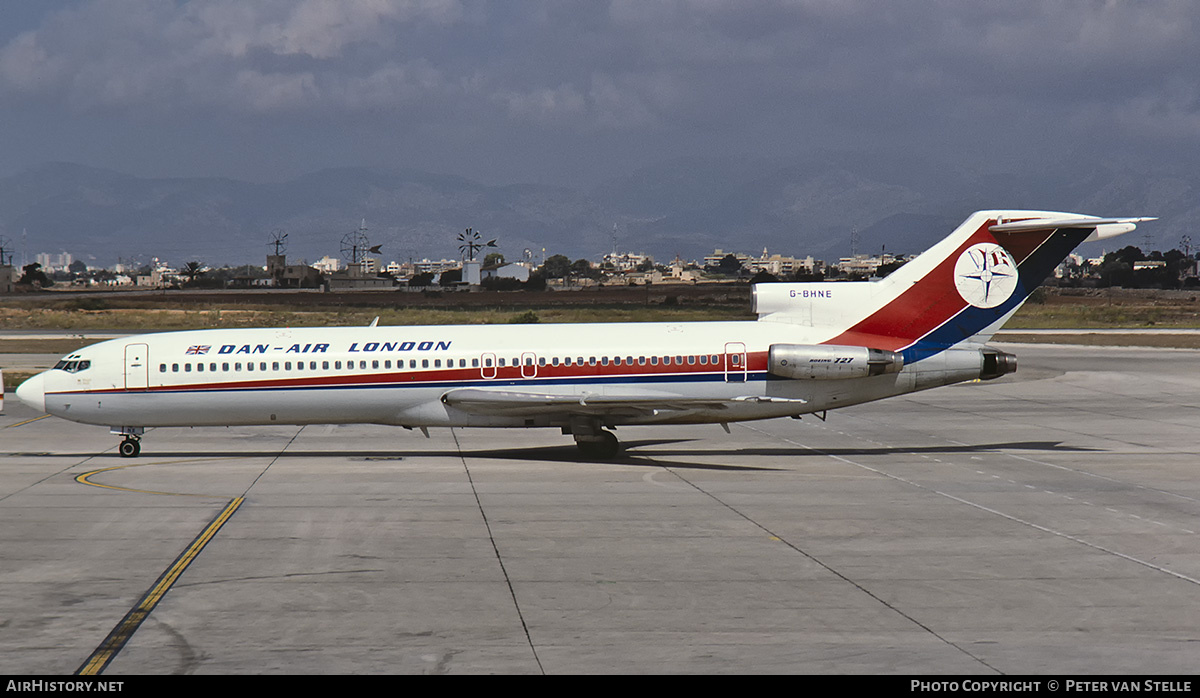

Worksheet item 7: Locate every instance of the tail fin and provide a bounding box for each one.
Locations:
[755,211,1153,363]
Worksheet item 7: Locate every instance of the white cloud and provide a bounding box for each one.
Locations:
[0,31,65,92]
[495,83,588,126]
[2,0,1200,179]
[230,69,319,112]
[1116,81,1200,140]
[240,0,462,59]
[0,0,465,112]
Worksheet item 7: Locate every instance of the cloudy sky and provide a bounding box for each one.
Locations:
[2,0,1198,187]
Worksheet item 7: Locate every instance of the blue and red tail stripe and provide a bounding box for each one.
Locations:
[821,219,1093,363]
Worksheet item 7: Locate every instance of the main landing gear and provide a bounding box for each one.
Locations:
[575,430,620,459]
[111,426,144,458]
[569,417,621,459]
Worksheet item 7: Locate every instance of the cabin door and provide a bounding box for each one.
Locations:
[124,343,149,390]
[480,352,497,379]
[724,342,747,383]
[520,352,538,379]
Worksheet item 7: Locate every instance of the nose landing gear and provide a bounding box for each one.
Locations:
[118,437,141,458]
[110,426,145,458]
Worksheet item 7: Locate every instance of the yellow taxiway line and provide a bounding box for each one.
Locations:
[75,459,230,498]
[76,497,244,675]
[3,413,50,429]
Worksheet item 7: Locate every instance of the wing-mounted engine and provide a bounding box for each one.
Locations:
[768,344,903,380]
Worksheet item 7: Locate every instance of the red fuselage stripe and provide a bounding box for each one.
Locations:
[54,352,770,396]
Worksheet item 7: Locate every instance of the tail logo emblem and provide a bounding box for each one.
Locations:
[954,243,1018,308]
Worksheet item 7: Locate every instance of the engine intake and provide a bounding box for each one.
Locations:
[768,344,903,380]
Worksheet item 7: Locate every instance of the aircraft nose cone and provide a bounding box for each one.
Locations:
[16,372,46,413]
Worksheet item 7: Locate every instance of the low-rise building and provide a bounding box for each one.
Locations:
[704,248,817,277]
[313,256,342,274]
[836,253,898,277]
[413,258,460,275]
[328,262,393,291]
[136,268,164,288]
[704,249,750,268]
[603,252,651,272]
[481,261,531,282]
[268,254,324,288]
[746,248,817,276]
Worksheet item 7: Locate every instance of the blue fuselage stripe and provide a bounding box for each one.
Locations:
[58,371,775,398]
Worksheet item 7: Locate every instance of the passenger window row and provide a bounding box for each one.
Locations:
[157,354,732,375]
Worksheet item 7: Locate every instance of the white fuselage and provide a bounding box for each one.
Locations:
[24,320,985,431]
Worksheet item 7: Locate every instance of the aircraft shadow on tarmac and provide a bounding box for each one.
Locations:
[12,440,1096,473]
[469,439,1098,470]
[462,440,783,471]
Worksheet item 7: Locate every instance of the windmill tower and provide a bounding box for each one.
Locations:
[266,229,288,281]
[457,227,496,286]
[0,236,11,267]
[0,235,14,294]
[341,220,381,278]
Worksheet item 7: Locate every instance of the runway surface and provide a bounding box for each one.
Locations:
[1,344,1198,674]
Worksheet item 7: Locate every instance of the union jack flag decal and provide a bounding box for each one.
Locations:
[185,345,211,355]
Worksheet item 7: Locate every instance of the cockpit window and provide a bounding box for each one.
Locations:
[53,359,92,373]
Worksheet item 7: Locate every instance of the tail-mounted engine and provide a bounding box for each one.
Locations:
[980,349,1017,380]
[768,344,903,380]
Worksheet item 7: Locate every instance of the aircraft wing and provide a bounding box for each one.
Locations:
[440,388,805,418]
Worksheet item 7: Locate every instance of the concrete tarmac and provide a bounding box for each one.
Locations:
[1,344,1198,674]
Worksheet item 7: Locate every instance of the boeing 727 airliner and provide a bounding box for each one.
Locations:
[15,210,1151,458]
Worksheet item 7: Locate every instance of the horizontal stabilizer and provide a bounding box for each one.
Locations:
[990,216,1155,240]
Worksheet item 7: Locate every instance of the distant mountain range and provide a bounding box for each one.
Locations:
[1,154,1195,269]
